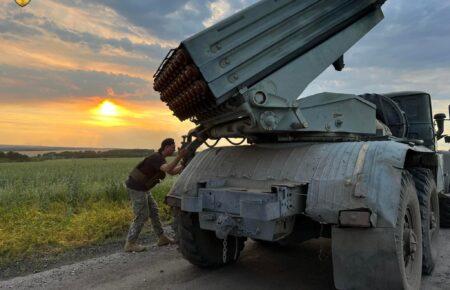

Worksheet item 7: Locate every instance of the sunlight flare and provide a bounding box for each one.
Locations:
[98,100,120,117]
[90,100,128,127]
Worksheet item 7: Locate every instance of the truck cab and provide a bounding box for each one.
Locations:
[387,91,436,149]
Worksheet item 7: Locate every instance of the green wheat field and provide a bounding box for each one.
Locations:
[0,158,175,267]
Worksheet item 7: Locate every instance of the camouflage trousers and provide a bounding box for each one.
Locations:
[126,188,164,242]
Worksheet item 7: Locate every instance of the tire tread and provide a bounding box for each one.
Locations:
[409,168,439,275]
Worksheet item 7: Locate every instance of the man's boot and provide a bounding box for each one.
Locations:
[157,234,175,246]
[124,240,148,252]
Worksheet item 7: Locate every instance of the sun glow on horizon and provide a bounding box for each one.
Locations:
[98,100,120,117]
[89,99,129,127]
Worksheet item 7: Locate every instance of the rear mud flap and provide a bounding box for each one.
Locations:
[332,227,402,290]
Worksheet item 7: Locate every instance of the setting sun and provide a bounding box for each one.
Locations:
[98,100,120,117]
[88,99,130,127]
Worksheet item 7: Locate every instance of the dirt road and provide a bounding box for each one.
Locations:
[1,230,449,290]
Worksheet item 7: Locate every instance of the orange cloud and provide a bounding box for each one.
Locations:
[0,38,156,83]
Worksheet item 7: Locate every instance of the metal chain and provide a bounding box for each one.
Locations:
[225,137,246,146]
[222,237,228,264]
[205,138,220,148]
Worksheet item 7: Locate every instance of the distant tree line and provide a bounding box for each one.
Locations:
[0,151,30,162]
[0,149,155,162]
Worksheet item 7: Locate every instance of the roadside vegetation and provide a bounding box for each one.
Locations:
[0,158,175,268]
[0,149,155,163]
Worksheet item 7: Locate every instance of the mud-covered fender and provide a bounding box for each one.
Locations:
[169,141,432,228]
[305,141,428,228]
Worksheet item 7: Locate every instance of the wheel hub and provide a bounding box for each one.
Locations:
[403,209,417,268]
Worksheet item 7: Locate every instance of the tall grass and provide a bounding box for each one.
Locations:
[0,158,176,267]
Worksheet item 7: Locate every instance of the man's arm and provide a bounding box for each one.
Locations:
[160,149,187,176]
[170,164,184,175]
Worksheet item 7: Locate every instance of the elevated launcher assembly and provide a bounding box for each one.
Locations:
[154,0,387,143]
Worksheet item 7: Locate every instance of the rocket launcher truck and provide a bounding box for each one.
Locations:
[154,1,450,289]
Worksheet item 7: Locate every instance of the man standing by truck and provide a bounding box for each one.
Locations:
[124,138,186,252]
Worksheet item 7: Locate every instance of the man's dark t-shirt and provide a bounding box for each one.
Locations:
[125,152,167,191]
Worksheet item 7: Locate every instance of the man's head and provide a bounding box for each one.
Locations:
[158,138,176,157]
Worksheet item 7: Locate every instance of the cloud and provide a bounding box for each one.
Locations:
[0,19,43,38]
[202,0,232,27]
[37,20,165,58]
[347,0,450,70]
[80,0,207,40]
[299,0,450,102]
[0,6,167,59]
[0,65,150,102]
[84,0,257,40]
[303,66,450,100]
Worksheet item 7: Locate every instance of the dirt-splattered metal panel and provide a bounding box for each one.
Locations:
[171,141,421,227]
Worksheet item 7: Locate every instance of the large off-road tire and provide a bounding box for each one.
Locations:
[178,211,245,268]
[410,168,440,275]
[396,171,422,290]
[331,171,422,290]
[440,194,450,228]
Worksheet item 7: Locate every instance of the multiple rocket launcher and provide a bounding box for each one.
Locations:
[153,49,218,122]
[154,0,387,136]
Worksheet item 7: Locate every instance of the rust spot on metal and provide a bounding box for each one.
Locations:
[353,143,369,198]
[353,143,369,177]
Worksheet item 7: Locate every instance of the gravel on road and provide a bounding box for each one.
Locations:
[1,229,449,290]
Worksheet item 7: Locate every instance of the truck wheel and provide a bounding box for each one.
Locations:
[179,211,245,268]
[332,172,422,290]
[396,171,422,289]
[410,168,440,275]
[440,194,450,228]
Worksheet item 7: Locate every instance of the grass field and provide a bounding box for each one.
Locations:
[0,158,176,267]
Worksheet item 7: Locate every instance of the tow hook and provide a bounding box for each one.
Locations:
[215,214,237,239]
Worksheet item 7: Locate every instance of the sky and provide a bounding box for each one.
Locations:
[0,0,449,150]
